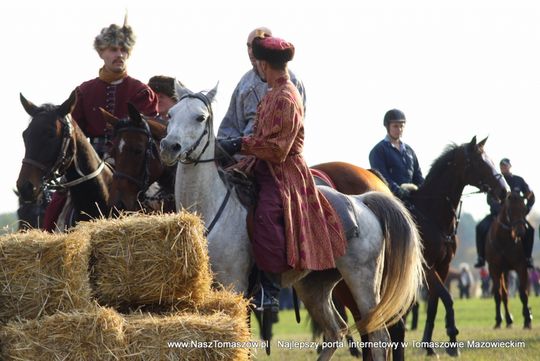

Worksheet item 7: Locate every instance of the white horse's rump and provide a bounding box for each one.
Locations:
[160,84,424,361]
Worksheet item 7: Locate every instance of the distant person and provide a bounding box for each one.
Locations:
[530,267,540,297]
[475,158,535,268]
[458,263,473,299]
[369,109,424,201]
[148,75,185,124]
[479,266,490,298]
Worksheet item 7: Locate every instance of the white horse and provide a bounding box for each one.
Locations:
[160,84,424,361]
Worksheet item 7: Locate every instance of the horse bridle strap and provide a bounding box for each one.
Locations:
[55,160,106,188]
[22,113,75,188]
[178,92,217,165]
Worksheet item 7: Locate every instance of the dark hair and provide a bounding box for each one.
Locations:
[148,76,184,101]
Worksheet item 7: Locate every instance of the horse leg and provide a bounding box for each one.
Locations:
[492,272,503,328]
[294,270,345,361]
[333,295,361,358]
[388,320,405,361]
[337,258,390,361]
[500,274,513,327]
[422,269,441,357]
[410,300,420,330]
[517,268,532,329]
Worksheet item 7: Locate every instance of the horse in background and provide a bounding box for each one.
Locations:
[101,104,175,213]
[486,191,532,329]
[16,92,112,230]
[317,137,508,359]
[160,84,425,361]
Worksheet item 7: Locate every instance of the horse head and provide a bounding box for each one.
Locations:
[16,91,77,203]
[502,191,528,241]
[160,83,218,166]
[102,104,166,211]
[460,136,508,202]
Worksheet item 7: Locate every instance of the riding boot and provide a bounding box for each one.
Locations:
[474,235,486,268]
[262,272,281,315]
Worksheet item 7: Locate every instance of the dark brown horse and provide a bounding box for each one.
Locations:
[16,92,112,229]
[100,104,175,213]
[317,136,508,359]
[485,191,532,329]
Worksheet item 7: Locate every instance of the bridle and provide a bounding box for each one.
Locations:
[172,91,231,235]
[176,92,220,165]
[21,113,105,195]
[497,194,527,236]
[111,119,157,196]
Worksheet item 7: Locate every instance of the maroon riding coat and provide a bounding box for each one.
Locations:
[72,76,158,137]
[240,76,347,272]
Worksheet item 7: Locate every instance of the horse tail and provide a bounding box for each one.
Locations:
[358,191,425,334]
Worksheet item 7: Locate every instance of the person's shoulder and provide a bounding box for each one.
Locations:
[77,77,101,91]
[370,139,387,152]
[237,69,263,88]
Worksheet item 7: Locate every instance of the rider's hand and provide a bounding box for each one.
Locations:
[218,138,242,157]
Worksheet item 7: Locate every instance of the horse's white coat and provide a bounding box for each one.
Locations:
[160,84,423,361]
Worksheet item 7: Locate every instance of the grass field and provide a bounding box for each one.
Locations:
[249,296,540,360]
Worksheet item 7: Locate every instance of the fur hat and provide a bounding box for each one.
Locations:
[148,76,184,101]
[252,36,295,64]
[94,16,136,55]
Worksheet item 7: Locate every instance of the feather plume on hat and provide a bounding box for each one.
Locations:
[94,12,136,55]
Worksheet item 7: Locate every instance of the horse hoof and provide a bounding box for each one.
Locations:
[349,346,361,358]
[426,348,439,358]
[265,344,271,356]
[446,346,460,357]
[524,322,532,329]
[493,324,501,329]
[506,323,513,329]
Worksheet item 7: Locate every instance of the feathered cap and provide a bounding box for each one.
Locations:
[252,36,295,64]
[94,13,136,55]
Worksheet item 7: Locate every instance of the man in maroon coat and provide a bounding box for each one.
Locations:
[43,18,158,231]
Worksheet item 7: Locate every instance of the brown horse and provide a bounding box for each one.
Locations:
[485,191,532,329]
[317,136,508,359]
[101,104,176,213]
[16,92,112,228]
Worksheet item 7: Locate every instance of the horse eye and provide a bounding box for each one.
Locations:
[196,115,206,122]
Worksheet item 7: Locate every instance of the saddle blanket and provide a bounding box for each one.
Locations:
[317,185,359,240]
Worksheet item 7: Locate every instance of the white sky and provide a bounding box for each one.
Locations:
[2,0,539,220]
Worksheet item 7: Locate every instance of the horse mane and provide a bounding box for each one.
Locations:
[424,143,459,184]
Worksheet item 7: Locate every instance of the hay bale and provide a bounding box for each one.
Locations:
[125,311,251,361]
[76,211,212,309]
[0,229,92,323]
[195,289,250,319]
[0,306,127,360]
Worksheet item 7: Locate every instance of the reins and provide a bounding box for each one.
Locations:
[22,113,106,192]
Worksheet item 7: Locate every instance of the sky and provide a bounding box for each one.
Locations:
[2,0,540,220]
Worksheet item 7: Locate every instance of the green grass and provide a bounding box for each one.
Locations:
[249,296,540,360]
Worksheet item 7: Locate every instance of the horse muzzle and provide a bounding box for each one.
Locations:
[16,180,40,203]
[159,139,182,166]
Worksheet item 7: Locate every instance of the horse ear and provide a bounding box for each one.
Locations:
[477,136,488,149]
[146,118,168,140]
[100,107,119,127]
[175,81,192,100]
[58,90,77,117]
[469,136,477,147]
[127,102,144,125]
[20,93,40,117]
[205,82,219,103]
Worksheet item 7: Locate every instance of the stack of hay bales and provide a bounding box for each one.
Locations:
[0,229,92,323]
[0,211,251,361]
